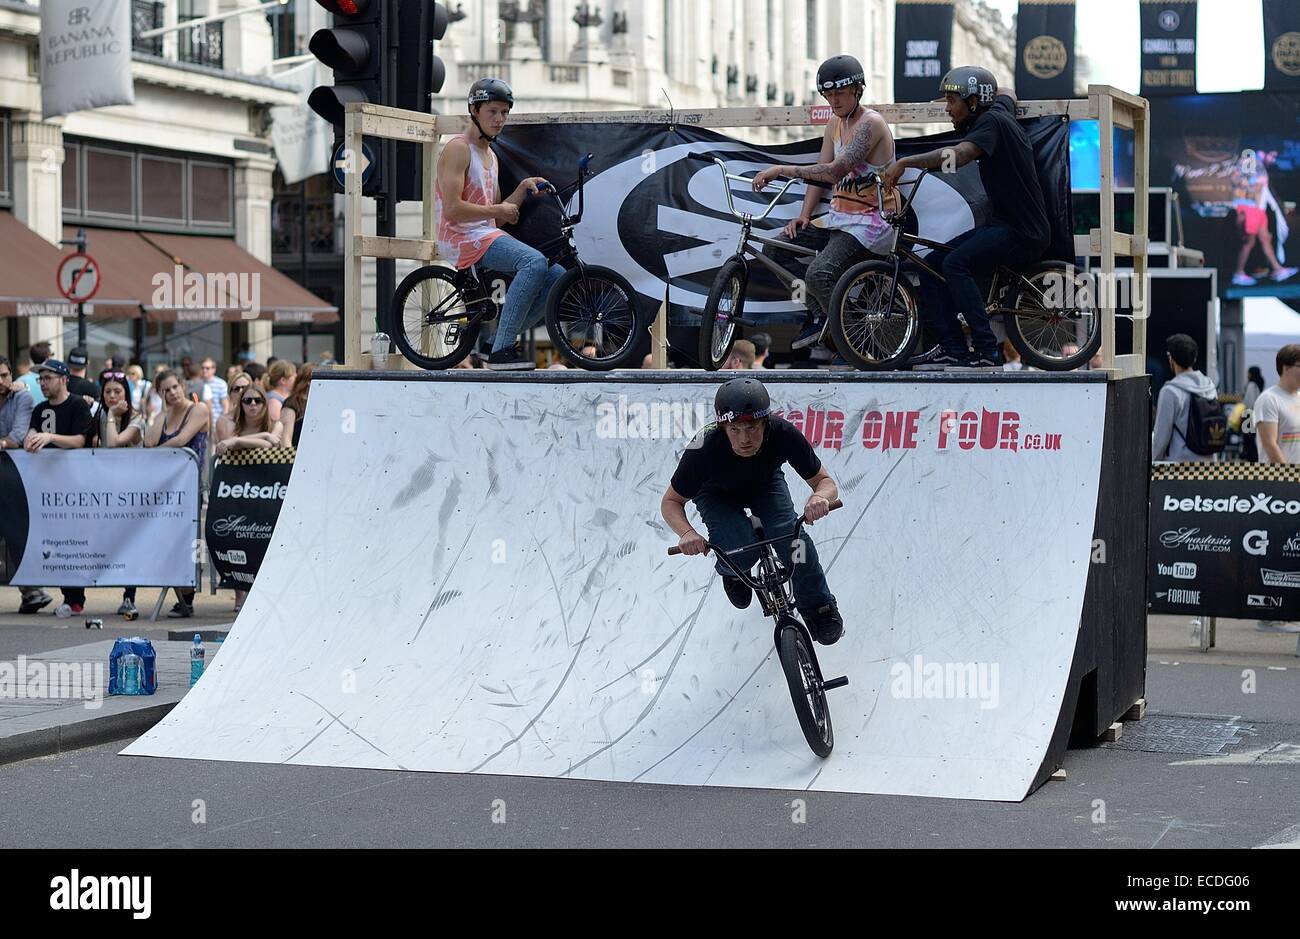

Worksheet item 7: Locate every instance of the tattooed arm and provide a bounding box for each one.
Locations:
[753,112,886,191]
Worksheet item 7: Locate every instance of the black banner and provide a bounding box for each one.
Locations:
[205,448,294,590]
[1263,0,1300,90]
[1015,1,1076,99]
[1150,470,1300,619]
[894,0,954,104]
[1149,92,1300,300]
[491,116,1073,328]
[1141,0,1197,95]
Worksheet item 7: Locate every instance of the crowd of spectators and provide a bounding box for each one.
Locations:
[3,342,316,620]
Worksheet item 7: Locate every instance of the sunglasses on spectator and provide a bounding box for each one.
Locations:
[242,395,265,405]
[103,371,126,380]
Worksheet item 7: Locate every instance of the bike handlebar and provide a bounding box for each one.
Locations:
[686,152,798,222]
[666,499,843,560]
[530,153,594,225]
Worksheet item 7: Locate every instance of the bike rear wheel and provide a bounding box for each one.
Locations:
[828,260,921,370]
[777,624,833,758]
[388,265,488,370]
[545,265,643,370]
[1003,262,1100,371]
[699,258,747,371]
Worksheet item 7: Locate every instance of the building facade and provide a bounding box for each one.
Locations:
[0,0,334,376]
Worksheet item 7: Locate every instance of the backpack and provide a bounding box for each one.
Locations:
[1173,390,1227,455]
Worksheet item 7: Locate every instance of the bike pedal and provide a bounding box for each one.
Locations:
[445,323,462,345]
[822,676,849,691]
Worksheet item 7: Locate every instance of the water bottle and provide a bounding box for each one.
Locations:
[121,654,141,695]
[190,634,205,687]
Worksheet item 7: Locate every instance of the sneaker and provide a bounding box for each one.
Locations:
[804,602,844,645]
[721,576,752,610]
[117,599,138,618]
[18,590,53,614]
[960,349,1004,369]
[54,603,72,619]
[1232,272,1257,287]
[166,602,194,619]
[1256,621,1300,634]
[913,350,971,371]
[906,344,946,368]
[485,346,536,370]
[790,318,827,350]
[1272,267,1298,282]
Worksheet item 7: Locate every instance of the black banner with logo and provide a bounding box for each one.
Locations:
[1263,0,1300,90]
[205,448,295,591]
[1015,1,1076,99]
[1150,473,1300,619]
[894,0,954,104]
[1141,0,1197,95]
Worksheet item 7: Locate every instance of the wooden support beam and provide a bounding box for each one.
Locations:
[344,108,364,369]
[355,235,439,262]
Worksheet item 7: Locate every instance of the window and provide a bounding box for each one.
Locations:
[663,1,671,76]
[62,142,79,214]
[63,138,234,233]
[266,6,298,59]
[178,0,223,69]
[132,0,164,56]
[806,0,817,60]
[140,155,185,222]
[190,162,233,225]
[0,113,10,205]
[85,146,135,218]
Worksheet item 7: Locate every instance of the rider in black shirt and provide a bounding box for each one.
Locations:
[661,377,843,644]
[880,66,1051,369]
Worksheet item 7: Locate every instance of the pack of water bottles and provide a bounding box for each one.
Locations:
[107,637,158,696]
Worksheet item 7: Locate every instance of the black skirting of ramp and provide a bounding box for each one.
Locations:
[1033,375,1151,794]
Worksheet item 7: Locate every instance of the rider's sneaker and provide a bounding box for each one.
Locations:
[485,346,537,370]
[912,350,970,371]
[958,349,1004,369]
[721,576,752,610]
[790,318,827,350]
[805,603,844,645]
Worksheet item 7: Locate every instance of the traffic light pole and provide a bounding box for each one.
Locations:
[375,0,400,341]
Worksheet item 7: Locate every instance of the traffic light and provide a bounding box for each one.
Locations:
[394,1,450,201]
[307,0,382,128]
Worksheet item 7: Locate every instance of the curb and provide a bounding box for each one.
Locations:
[166,628,231,642]
[0,701,177,767]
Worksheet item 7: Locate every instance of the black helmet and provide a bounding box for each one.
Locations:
[816,55,866,93]
[468,77,514,109]
[940,66,998,107]
[714,377,771,424]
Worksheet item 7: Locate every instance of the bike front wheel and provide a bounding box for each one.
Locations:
[388,265,488,370]
[828,260,922,370]
[545,265,643,370]
[777,624,833,758]
[1003,262,1100,371]
[699,258,747,371]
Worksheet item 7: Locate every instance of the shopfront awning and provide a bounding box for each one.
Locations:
[0,212,140,318]
[57,225,338,325]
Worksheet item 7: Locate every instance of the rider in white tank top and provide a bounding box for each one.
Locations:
[436,133,506,269]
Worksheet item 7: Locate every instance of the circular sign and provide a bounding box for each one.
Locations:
[333,141,375,189]
[1023,35,1068,80]
[1159,9,1181,31]
[1272,31,1300,77]
[56,253,100,303]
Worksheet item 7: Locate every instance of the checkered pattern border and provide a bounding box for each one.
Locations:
[215,447,297,467]
[1152,461,1300,482]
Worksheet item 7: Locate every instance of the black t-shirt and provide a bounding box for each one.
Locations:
[67,374,98,400]
[963,96,1050,248]
[29,394,93,443]
[670,417,822,504]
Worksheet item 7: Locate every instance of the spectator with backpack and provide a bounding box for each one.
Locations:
[1152,334,1224,462]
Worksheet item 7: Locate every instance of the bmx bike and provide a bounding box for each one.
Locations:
[668,498,848,758]
[827,169,1100,371]
[386,154,644,370]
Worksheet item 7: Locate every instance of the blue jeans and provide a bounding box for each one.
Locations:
[480,235,566,354]
[917,225,1043,355]
[693,474,835,613]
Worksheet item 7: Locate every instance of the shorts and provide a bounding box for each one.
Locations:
[1236,205,1268,236]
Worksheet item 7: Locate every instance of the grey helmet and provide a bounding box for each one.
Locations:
[468,77,514,109]
[816,55,866,93]
[714,377,771,424]
[940,66,998,107]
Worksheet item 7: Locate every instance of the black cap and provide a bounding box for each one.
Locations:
[37,359,70,377]
[67,347,88,367]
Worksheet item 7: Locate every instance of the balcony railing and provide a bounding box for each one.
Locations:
[178,18,223,69]
[132,0,164,56]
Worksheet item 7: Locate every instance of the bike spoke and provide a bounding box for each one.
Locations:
[556,277,637,358]
[840,272,914,362]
